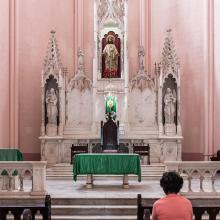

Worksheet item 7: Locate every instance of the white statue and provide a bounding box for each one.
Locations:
[46,88,58,124]
[164,88,176,124]
[138,46,145,71]
[78,49,84,73]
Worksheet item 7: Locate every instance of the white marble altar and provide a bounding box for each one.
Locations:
[39,1,182,165]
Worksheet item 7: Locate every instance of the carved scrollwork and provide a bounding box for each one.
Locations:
[130,73,155,92]
[129,47,155,92]
[68,73,92,92]
[67,49,92,92]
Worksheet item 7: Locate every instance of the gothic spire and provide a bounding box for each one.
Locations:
[43,30,62,74]
[161,29,179,75]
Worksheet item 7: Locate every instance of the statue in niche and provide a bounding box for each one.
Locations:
[102,31,120,78]
[46,88,58,124]
[164,88,176,124]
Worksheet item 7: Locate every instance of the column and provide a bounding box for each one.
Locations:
[204,0,214,159]
[9,0,19,148]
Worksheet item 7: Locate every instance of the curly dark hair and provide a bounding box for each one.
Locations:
[160,171,183,194]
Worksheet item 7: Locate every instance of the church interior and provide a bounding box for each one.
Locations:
[0,0,220,219]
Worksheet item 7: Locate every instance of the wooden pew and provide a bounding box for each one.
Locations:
[137,194,220,220]
[0,194,51,220]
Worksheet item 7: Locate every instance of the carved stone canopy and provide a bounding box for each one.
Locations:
[97,0,125,28]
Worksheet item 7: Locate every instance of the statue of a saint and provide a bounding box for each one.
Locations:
[164,88,176,124]
[103,35,119,78]
[46,88,58,124]
[138,46,145,71]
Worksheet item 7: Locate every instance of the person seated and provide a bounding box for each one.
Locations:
[152,171,193,220]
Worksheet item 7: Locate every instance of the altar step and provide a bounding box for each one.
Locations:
[51,197,137,220]
[46,163,165,180]
[52,216,136,220]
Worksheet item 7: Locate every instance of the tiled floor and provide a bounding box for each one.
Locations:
[46,177,220,199]
[46,179,164,198]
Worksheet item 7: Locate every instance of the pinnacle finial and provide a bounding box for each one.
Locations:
[161,29,179,74]
[43,30,62,72]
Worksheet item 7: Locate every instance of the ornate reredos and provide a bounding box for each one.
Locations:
[97,0,125,29]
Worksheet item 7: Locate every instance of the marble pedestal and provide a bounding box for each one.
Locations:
[46,124,57,136]
[164,124,176,136]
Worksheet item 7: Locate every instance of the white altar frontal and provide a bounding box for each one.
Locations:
[39,1,182,166]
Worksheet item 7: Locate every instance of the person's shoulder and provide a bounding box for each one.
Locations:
[153,197,167,207]
[179,195,192,206]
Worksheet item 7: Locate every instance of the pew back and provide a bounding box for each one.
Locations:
[137,194,220,220]
[0,195,51,220]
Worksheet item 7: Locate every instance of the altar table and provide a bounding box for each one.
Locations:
[0,148,23,176]
[0,149,23,161]
[73,153,141,188]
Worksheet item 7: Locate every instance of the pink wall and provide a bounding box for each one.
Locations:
[0,0,219,160]
[82,0,93,78]
[0,0,10,147]
[151,0,209,160]
[128,0,140,79]
[17,0,74,159]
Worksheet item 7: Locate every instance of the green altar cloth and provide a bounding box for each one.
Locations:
[0,149,23,161]
[73,153,141,182]
[0,149,23,175]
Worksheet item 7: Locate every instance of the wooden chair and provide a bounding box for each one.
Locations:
[101,119,119,152]
[71,144,88,164]
[133,144,150,165]
[118,143,129,153]
[92,143,102,153]
[210,150,220,161]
